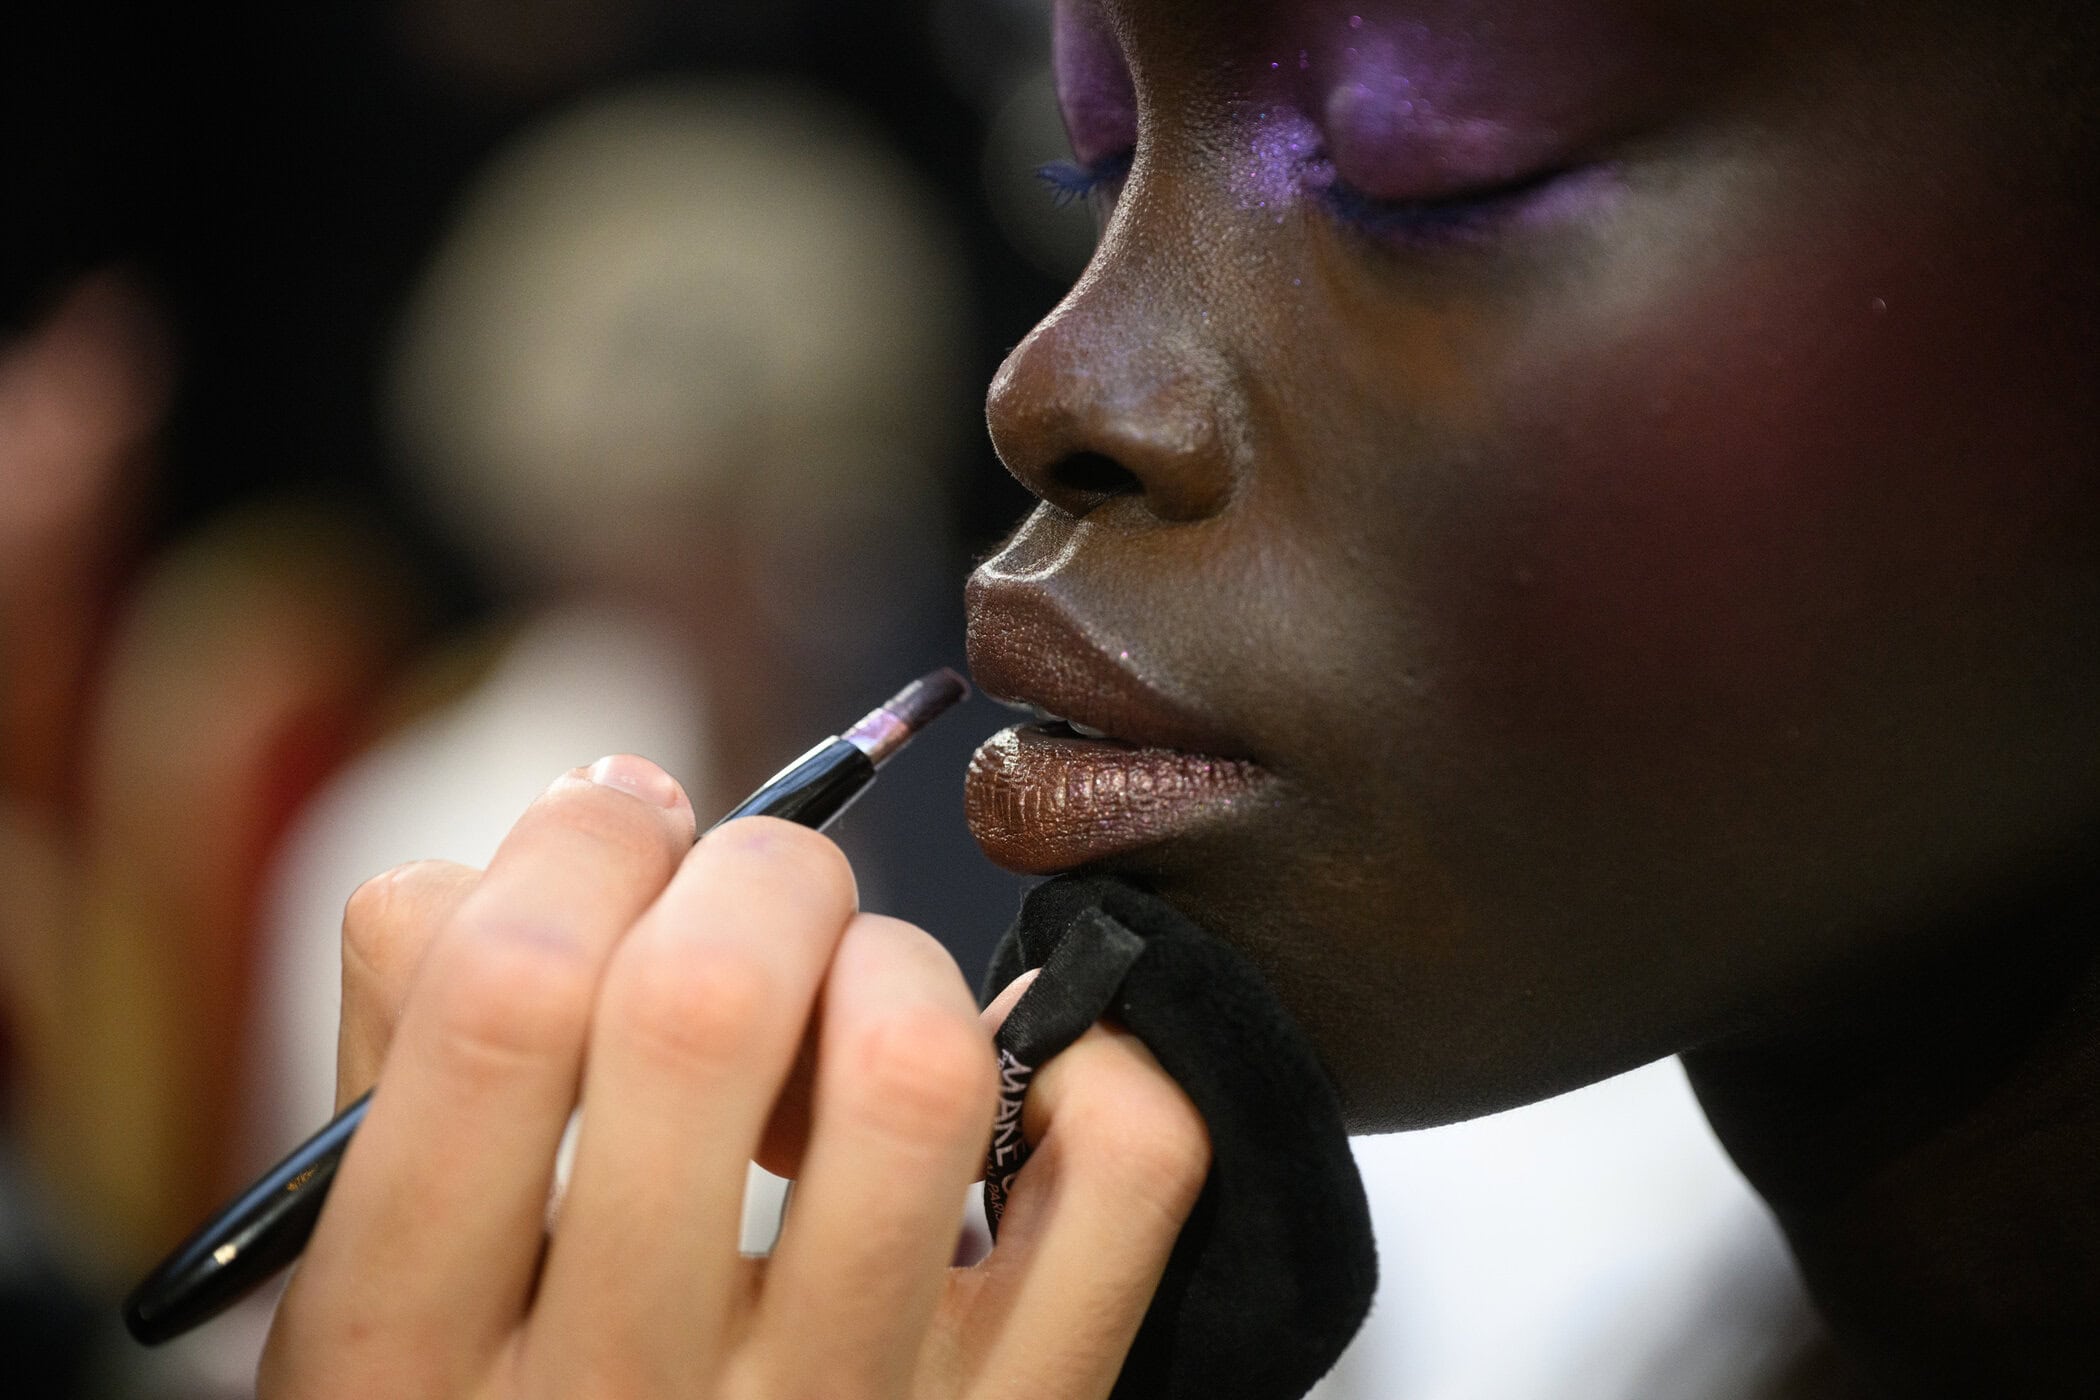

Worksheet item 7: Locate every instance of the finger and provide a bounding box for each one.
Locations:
[527,816,858,1396]
[745,960,1030,1209]
[746,915,995,1396]
[957,1021,1210,1398]
[336,859,480,1109]
[276,756,695,1389]
[747,957,1011,1187]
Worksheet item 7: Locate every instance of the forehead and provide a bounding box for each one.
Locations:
[1080,0,1724,63]
[1058,0,2081,167]
[1060,0,1756,136]
[1060,0,2000,95]
[1057,0,1739,169]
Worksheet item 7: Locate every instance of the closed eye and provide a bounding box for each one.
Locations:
[1035,149,1135,209]
[1319,164,1586,247]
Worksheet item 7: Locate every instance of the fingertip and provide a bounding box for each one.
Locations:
[341,860,481,1012]
[582,753,694,823]
[530,754,698,860]
[980,967,1042,1032]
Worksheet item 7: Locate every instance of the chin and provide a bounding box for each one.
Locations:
[1103,836,1690,1134]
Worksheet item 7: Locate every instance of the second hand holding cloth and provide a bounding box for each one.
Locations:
[984,874,1379,1400]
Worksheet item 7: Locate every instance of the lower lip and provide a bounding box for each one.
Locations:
[964,725,1271,874]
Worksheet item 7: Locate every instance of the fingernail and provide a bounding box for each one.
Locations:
[584,754,687,810]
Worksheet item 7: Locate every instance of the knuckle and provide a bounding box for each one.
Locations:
[602,938,779,1074]
[1067,1051,1212,1217]
[422,915,597,1074]
[697,818,858,917]
[1122,1110,1213,1218]
[843,1001,995,1141]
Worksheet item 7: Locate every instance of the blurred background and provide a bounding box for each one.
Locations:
[2,2,1070,1391]
[1,2,1840,1396]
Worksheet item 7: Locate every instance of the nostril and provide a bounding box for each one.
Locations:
[1048,452,1142,511]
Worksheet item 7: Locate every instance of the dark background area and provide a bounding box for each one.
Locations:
[7,0,1058,587]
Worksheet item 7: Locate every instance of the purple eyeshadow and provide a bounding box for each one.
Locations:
[1051,1,1137,168]
[1225,103,1324,213]
[1039,2,1630,246]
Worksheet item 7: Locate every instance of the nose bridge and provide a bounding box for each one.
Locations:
[986,206,1248,523]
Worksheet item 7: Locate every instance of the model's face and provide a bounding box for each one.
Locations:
[964,0,2100,1128]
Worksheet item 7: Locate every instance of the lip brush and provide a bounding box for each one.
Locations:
[123,668,970,1346]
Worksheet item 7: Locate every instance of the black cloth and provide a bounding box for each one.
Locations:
[982,875,1379,1400]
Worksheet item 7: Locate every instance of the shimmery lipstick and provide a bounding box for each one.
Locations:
[966,726,1267,873]
[965,584,1273,873]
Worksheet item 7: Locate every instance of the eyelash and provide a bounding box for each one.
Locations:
[1034,150,1134,209]
[1316,164,1568,247]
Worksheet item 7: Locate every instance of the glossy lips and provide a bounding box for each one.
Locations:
[965,584,1271,874]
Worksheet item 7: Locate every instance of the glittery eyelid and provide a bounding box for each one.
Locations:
[1035,149,1135,209]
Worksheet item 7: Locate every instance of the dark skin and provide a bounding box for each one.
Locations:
[973,0,2100,1392]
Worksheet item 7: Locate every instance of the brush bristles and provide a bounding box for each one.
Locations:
[843,667,971,765]
[884,668,970,731]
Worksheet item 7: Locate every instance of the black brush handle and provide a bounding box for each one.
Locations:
[717,738,873,829]
[124,1091,368,1344]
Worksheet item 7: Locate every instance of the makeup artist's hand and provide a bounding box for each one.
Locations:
[258,756,1209,1399]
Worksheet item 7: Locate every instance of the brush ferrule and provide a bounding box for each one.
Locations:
[843,706,912,765]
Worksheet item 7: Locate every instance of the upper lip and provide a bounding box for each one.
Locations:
[964,576,1253,759]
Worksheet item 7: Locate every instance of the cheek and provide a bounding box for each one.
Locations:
[1453,191,2094,736]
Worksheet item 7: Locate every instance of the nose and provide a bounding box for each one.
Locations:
[985,274,1245,523]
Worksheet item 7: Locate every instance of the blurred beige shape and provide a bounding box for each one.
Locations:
[387,78,964,609]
